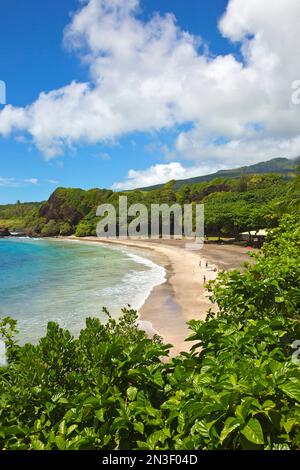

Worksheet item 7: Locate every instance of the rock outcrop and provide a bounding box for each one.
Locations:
[0,227,11,237]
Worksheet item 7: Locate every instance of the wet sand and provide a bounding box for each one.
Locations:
[67,236,252,356]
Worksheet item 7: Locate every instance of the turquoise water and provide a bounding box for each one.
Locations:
[0,238,165,344]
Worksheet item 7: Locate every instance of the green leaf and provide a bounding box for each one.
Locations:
[235,398,259,421]
[282,419,296,434]
[58,420,66,436]
[153,370,164,387]
[34,419,42,431]
[272,443,290,450]
[95,409,105,422]
[147,430,167,448]
[67,424,78,436]
[241,418,264,445]
[137,441,152,450]
[31,440,45,450]
[261,400,276,411]
[126,386,138,402]
[57,397,69,404]
[278,382,300,403]
[1,425,25,437]
[192,420,210,438]
[55,435,66,450]
[220,417,242,444]
[177,412,185,432]
[133,422,144,434]
[82,397,99,407]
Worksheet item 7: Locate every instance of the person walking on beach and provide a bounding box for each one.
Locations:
[203,275,206,283]
[205,261,208,268]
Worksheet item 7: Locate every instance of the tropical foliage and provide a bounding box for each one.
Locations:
[0,216,299,450]
[0,201,42,231]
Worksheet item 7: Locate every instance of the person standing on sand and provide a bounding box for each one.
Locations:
[203,275,206,283]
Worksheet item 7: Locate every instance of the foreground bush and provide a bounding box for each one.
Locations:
[0,216,299,450]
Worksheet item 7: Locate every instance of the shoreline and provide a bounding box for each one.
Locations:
[64,236,252,355]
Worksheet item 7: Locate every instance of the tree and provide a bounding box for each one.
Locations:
[41,219,60,237]
[75,221,94,237]
[59,222,73,236]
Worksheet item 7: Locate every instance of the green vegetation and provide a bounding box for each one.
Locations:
[202,175,286,237]
[0,172,296,239]
[35,188,113,237]
[0,216,299,450]
[0,201,42,230]
[141,156,300,190]
[0,159,299,239]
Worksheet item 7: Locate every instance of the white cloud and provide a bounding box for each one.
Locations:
[175,134,300,168]
[0,177,39,187]
[0,0,299,172]
[111,161,218,190]
[94,152,111,161]
[0,177,16,188]
[24,178,38,185]
[0,106,29,136]
[47,179,59,185]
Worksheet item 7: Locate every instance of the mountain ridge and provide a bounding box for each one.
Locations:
[139,156,300,191]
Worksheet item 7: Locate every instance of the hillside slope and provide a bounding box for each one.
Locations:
[0,158,299,239]
[140,156,300,191]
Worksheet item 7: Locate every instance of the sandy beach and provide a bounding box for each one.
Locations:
[66,236,252,355]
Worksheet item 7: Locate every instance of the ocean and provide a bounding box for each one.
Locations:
[0,237,165,344]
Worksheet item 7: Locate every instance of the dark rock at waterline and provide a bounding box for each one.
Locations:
[0,227,11,237]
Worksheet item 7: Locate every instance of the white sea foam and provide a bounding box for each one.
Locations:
[97,248,166,312]
[59,238,166,313]
[125,251,166,309]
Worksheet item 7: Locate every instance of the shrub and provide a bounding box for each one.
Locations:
[59,222,73,236]
[0,216,299,450]
[41,219,60,237]
[75,222,94,237]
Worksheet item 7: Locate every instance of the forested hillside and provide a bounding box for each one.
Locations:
[141,156,300,190]
[0,163,299,238]
[0,201,42,231]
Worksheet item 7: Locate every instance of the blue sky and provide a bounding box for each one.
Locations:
[0,0,231,203]
[0,0,299,203]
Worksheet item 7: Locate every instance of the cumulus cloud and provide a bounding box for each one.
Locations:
[111,162,218,190]
[0,0,299,176]
[174,0,300,167]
